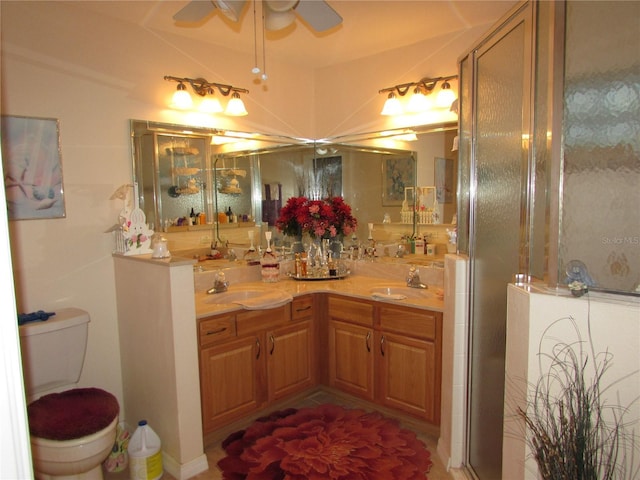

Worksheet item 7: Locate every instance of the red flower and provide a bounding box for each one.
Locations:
[275,196,358,239]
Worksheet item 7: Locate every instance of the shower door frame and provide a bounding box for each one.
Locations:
[461,1,537,478]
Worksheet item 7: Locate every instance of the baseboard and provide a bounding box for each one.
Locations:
[162,451,209,480]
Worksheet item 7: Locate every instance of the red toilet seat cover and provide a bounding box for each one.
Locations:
[28,388,119,441]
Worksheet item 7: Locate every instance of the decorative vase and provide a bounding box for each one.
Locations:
[289,235,305,254]
[329,236,344,258]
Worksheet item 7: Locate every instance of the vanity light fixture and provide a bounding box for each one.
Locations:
[164,76,249,115]
[435,78,456,108]
[380,92,403,116]
[379,75,457,116]
[171,82,193,109]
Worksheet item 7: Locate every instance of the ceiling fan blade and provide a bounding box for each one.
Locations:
[295,0,342,32]
[173,1,216,22]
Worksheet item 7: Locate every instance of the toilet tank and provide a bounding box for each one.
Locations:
[19,308,90,399]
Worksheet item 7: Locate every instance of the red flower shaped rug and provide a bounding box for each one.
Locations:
[217,403,433,480]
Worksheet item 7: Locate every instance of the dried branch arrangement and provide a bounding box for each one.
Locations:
[518,314,639,480]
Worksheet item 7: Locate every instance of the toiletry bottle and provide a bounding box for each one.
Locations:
[261,232,280,282]
[328,253,337,277]
[294,253,301,277]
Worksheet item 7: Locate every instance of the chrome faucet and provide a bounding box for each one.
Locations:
[207,271,229,294]
[406,266,427,289]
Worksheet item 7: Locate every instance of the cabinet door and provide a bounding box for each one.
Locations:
[377,331,440,424]
[267,320,314,401]
[200,334,265,433]
[328,320,374,400]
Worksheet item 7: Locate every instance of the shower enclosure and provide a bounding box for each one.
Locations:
[458,1,639,478]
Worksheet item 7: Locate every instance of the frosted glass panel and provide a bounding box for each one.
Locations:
[469,20,526,480]
[561,1,640,293]
[458,55,472,254]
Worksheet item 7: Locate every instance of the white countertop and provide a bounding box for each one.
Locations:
[195,274,444,318]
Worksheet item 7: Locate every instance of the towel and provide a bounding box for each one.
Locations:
[18,310,55,325]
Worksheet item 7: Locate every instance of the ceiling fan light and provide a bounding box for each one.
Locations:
[264,7,296,30]
[436,81,456,108]
[172,83,193,109]
[381,92,403,116]
[225,92,248,116]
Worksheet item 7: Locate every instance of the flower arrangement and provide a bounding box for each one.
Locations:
[276,196,358,239]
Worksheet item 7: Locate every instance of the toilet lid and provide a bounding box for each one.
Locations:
[28,388,119,441]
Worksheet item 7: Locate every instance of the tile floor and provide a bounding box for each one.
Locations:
[105,387,454,480]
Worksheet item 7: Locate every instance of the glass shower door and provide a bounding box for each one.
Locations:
[466,5,532,479]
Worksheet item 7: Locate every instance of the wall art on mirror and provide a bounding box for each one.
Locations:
[435,157,454,204]
[1,115,66,220]
[382,156,415,206]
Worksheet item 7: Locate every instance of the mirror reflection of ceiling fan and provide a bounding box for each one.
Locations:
[173,0,343,32]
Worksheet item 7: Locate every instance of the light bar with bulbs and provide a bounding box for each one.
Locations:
[378,75,457,116]
[164,75,250,116]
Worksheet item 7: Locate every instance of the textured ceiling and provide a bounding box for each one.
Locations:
[76,1,517,68]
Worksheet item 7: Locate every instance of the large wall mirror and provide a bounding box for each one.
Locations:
[130,120,457,248]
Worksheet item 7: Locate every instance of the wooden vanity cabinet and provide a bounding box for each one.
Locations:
[327,295,442,425]
[327,295,375,400]
[266,295,316,401]
[198,311,264,433]
[376,305,442,424]
[199,292,442,433]
[198,296,316,434]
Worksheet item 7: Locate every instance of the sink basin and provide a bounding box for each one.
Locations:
[203,288,293,310]
[369,286,433,300]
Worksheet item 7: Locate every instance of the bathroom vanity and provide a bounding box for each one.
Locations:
[114,254,444,478]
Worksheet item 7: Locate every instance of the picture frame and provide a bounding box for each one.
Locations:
[381,156,415,206]
[1,115,66,220]
[435,157,454,204]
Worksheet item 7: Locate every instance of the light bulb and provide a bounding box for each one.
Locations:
[436,81,456,108]
[407,89,433,113]
[171,83,192,109]
[199,96,223,114]
[225,92,248,116]
[380,92,403,116]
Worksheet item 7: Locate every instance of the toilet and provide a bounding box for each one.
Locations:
[19,308,119,480]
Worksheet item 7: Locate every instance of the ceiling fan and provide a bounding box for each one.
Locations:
[173,0,343,32]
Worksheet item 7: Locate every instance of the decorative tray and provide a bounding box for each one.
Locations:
[287,271,350,281]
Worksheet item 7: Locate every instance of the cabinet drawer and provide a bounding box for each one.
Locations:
[199,314,236,347]
[378,305,439,340]
[291,295,314,322]
[328,295,373,327]
[236,304,291,336]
